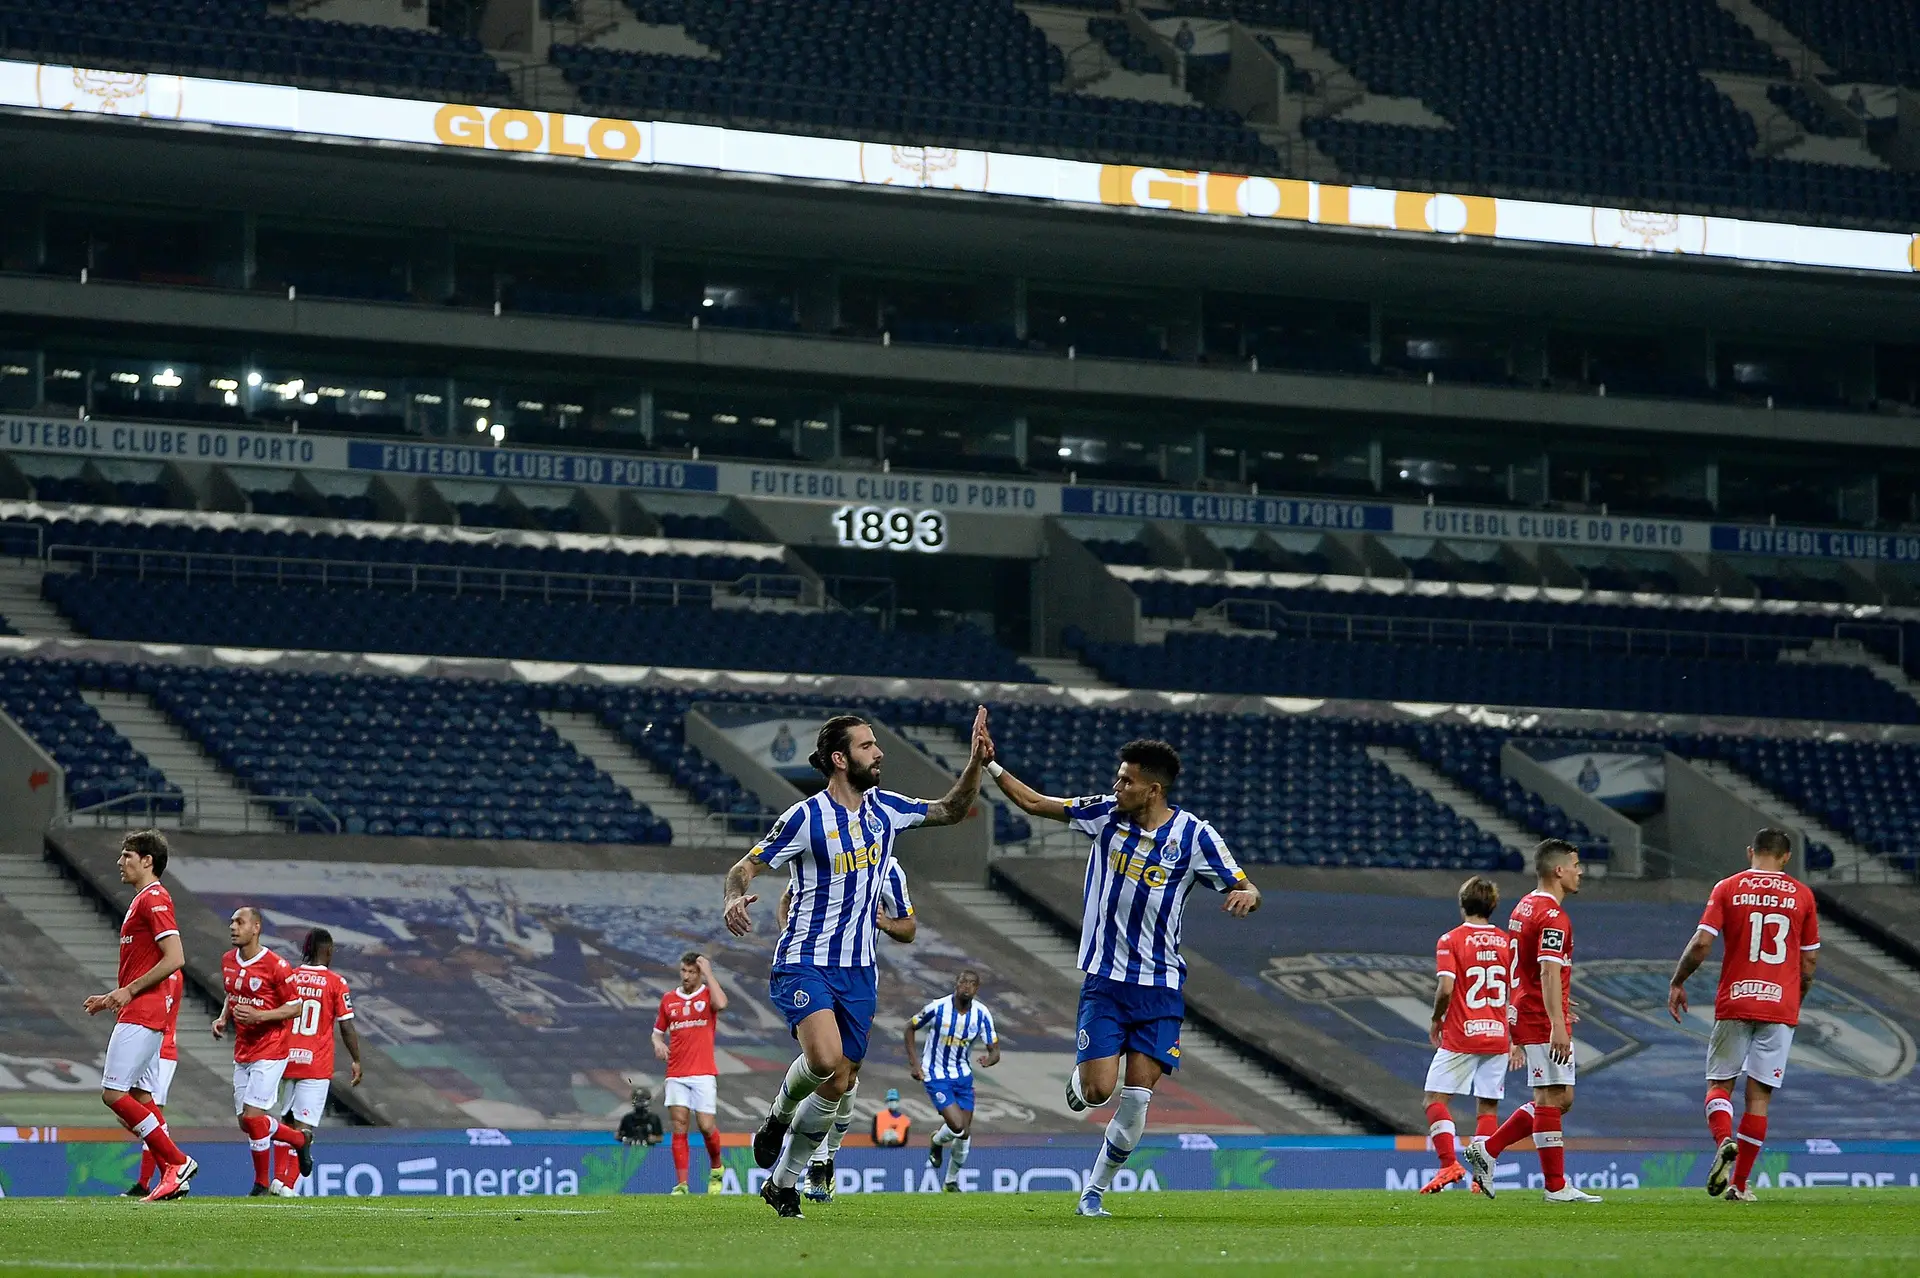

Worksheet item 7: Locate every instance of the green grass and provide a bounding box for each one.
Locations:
[2,1190,1917,1276]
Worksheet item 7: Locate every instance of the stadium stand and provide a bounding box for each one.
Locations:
[0,658,178,813]
[1750,0,1920,87]
[0,0,511,99]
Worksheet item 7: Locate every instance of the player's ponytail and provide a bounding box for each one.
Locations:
[810,714,868,778]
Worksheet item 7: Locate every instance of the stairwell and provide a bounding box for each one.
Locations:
[0,851,231,1122]
[1688,757,1903,884]
[1818,916,1920,997]
[0,562,80,639]
[80,692,281,833]
[1783,639,1920,709]
[1367,746,1537,862]
[539,710,747,849]
[940,882,1363,1134]
[1024,654,1120,690]
[897,721,1087,858]
[1713,0,1833,77]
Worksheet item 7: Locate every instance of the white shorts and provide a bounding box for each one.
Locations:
[1522,1042,1576,1089]
[102,1023,164,1093]
[283,1077,331,1126]
[1423,1049,1507,1100]
[234,1058,289,1114]
[134,1056,179,1106]
[1707,1020,1794,1088]
[663,1075,717,1114]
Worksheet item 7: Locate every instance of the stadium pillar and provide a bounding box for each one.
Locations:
[0,706,61,857]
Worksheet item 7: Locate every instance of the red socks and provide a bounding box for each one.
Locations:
[672,1131,691,1184]
[1475,1112,1498,1141]
[240,1114,274,1186]
[270,1119,308,1151]
[276,1145,301,1187]
[1483,1102,1535,1157]
[1532,1106,1566,1192]
[109,1094,186,1170]
[1733,1113,1768,1191]
[706,1132,724,1173]
[1706,1087,1735,1145]
[1425,1102,1459,1167]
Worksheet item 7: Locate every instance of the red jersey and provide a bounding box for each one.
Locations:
[221,947,298,1064]
[1435,921,1513,1055]
[284,965,355,1081]
[117,882,180,1031]
[1699,869,1820,1025]
[160,970,183,1062]
[654,984,719,1078]
[1507,889,1573,1046]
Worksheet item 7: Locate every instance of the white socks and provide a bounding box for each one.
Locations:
[946,1135,971,1185]
[773,1091,837,1188]
[1088,1085,1152,1192]
[810,1084,858,1163]
[931,1123,959,1147]
[1067,1065,1089,1109]
[771,1056,832,1124]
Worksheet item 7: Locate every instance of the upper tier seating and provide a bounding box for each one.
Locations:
[0,0,510,100]
[1080,629,1920,723]
[0,660,177,811]
[1751,1,1920,88]
[550,0,1276,172]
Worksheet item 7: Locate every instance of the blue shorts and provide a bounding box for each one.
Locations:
[769,964,878,1062]
[924,1076,975,1114]
[1076,974,1184,1073]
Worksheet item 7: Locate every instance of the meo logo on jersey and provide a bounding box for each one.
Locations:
[1730,979,1784,1003]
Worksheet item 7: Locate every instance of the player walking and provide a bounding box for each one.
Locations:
[984,735,1260,1219]
[1463,839,1599,1203]
[211,906,311,1196]
[723,708,989,1219]
[124,969,185,1198]
[1667,827,1819,1202]
[86,829,197,1203]
[906,969,1000,1192]
[1419,875,1513,1194]
[273,928,360,1192]
[653,951,729,1195]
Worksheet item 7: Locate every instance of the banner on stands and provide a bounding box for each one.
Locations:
[0,60,1915,276]
[1515,739,1666,815]
[1,411,1911,565]
[3,1131,1919,1197]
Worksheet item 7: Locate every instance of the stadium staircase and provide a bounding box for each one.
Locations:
[1364,745,1536,865]
[1022,654,1120,690]
[0,850,232,1123]
[1688,757,1900,884]
[79,691,278,833]
[0,563,76,639]
[938,881,1365,1135]
[1785,639,1920,709]
[1816,916,1920,998]
[538,709,744,849]
[897,720,1079,857]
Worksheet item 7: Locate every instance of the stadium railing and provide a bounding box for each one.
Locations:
[1198,597,1906,666]
[58,786,342,835]
[47,544,818,610]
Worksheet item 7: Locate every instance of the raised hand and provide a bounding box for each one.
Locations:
[969,705,992,763]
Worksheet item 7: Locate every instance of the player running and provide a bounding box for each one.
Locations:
[123,969,185,1198]
[906,969,1000,1193]
[723,708,989,1219]
[983,735,1261,1220]
[1463,839,1599,1203]
[654,951,729,1195]
[86,829,198,1203]
[1419,875,1513,1194]
[273,928,360,1193]
[211,906,311,1196]
[1667,827,1819,1202]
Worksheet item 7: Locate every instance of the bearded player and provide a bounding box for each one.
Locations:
[86,829,197,1202]
[211,907,311,1195]
[1463,839,1599,1203]
[272,928,360,1192]
[1419,875,1513,1194]
[723,708,987,1219]
[1668,827,1819,1202]
[654,951,728,1195]
[983,734,1260,1219]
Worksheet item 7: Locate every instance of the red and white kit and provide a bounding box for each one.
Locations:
[101,883,181,1092]
[282,964,355,1124]
[1508,889,1576,1088]
[132,970,185,1104]
[655,983,719,1113]
[222,947,298,1114]
[1425,922,1514,1099]
[1697,869,1820,1086]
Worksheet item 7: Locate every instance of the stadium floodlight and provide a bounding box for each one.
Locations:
[474,417,489,432]
[490,422,506,443]
[246,371,262,387]
[152,368,181,388]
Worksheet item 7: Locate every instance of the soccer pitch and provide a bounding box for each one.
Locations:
[3,1191,1917,1276]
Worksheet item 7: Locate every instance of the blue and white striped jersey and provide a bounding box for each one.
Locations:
[752,788,928,968]
[910,995,997,1080]
[1066,797,1249,989]
[880,857,914,922]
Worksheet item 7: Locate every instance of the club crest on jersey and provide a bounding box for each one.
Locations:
[1077,1029,1090,1051]
[793,990,810,1009]
[249,976,261,992]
